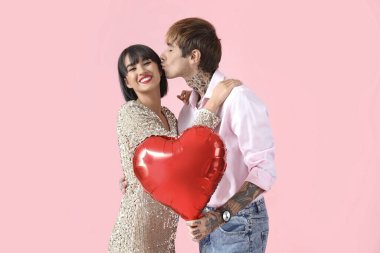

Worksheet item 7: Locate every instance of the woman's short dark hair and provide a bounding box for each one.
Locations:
[117,44,168,101]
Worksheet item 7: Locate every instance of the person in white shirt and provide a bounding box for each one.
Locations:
[160,18,276,253]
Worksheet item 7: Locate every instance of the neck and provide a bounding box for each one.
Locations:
[185,70,212,98]
[136,92,162,116]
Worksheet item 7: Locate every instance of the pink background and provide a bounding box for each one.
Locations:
[1,0,380,252]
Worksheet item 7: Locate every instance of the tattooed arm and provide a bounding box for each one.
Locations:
[186,181,264,242]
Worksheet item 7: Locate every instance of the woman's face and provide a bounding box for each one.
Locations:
[124,56,161,97]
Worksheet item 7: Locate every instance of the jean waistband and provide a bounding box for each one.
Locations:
[203,197,265,214]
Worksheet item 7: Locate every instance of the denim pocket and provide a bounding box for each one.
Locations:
[211,215,250,252]
[218,215,248,234]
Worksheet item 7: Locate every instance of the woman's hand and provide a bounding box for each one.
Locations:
[204,79,241,113]
[177,90,192,104]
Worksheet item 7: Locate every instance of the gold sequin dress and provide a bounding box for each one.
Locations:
[108,100,220,253]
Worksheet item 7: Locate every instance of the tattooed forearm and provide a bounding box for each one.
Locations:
[219,182,264,216]
[186,182,264,242]
[205,212,223,233]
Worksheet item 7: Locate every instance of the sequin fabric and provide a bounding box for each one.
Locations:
[108,100,220,253]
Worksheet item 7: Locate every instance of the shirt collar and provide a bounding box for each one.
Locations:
[188,70,225,108]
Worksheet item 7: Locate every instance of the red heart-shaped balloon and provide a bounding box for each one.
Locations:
[133,126,226,220]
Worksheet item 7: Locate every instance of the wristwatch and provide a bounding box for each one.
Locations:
[219,209,231,222]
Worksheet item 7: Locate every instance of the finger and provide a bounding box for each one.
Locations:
[191,228,201,236]
[184,94,191,105]
[224,80,241,89]
[177,90,187,101]
[186,225,195,232]
[186,220,202,227]
[228,79,240,85]
[230,79,241,84]
[225,78,239,83]
[231,79,242,86]
[186,223,199,229]
[192,234,204,242]
[225,80,234,86]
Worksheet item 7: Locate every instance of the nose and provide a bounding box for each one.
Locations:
[160,53,165,63]
[136,65,148,75]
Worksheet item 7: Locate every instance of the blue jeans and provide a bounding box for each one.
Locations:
[199,198,269,253]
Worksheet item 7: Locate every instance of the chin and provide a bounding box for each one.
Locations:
[164,72,176,79]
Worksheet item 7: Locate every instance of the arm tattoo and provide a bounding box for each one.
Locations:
[205,212,222,233]
[220,182,264,216]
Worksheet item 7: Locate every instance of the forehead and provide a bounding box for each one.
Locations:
[124,54,149,66]
[165,36,179,47]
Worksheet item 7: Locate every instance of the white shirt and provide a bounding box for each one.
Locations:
[178,70,276,207]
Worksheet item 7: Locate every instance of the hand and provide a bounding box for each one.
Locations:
[177,90,192,104]
[119,175,127,194]
[205,79,241,113]
[210,79,241,106]
[185,211,223,242]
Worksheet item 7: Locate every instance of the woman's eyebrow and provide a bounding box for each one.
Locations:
[125,63,135,68]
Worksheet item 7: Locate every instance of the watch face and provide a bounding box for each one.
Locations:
[222,211,231,222]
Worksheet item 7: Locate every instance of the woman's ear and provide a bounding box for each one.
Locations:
[124,78,132,88]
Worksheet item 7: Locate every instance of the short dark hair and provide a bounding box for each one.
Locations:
[166,17,222,74]
[117,44,168,101]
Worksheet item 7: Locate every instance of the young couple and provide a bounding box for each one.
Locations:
[108,18,276,253]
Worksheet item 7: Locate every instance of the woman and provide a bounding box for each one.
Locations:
[108,44,239,253]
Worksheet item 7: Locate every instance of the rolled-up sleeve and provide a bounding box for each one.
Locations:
[230,89,276,191]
